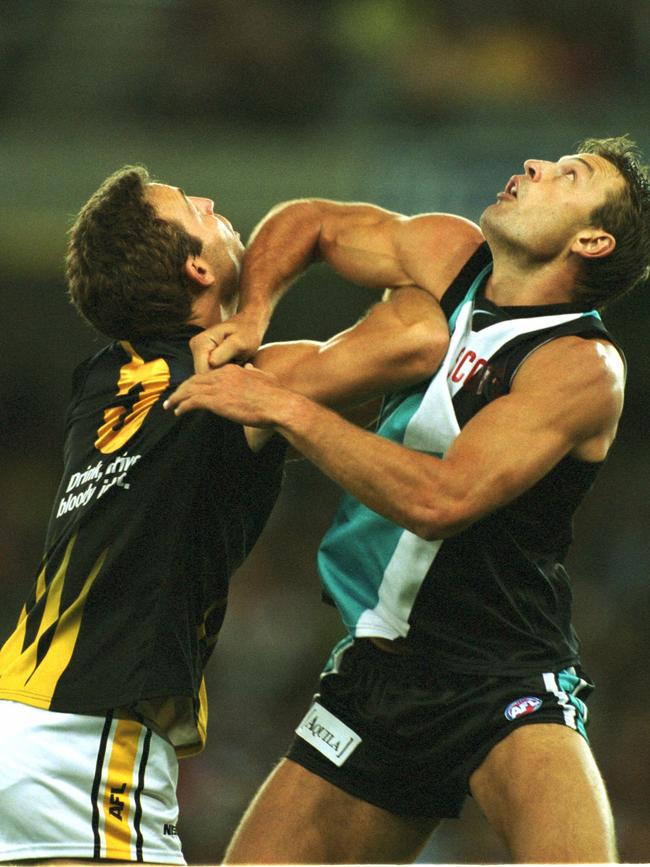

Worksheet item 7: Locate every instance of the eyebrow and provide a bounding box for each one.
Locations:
[560,156,594,176]
[176,187,196,215]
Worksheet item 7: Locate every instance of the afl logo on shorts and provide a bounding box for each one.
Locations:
[504,696,543,721]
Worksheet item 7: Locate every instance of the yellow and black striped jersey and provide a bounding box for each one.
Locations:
[0,328,285,755]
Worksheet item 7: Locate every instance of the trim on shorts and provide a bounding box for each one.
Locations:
[463,668,592,789]
[543,668,590,740]
[321,635,355,679]
[134,727,153,862]
[92,711,114,858]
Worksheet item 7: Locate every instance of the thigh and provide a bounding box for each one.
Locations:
[224,758,438,865]
[0,700,184,865]
[470,723,616,863]
[284,639,487,819]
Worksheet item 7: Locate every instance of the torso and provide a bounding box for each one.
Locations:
[317,243,623,675]
[0,329,286,754]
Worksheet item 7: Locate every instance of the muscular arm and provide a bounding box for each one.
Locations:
[186,286,449,451]
[193,201,482,368]
[168,337,624,536]
[254,287,448,406]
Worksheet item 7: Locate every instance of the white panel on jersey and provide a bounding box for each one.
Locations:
[353,292,590,640]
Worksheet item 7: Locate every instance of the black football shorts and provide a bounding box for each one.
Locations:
[287,636,593,819]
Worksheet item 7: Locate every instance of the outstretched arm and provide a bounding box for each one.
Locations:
[237,286,448,450]
[182,286,449,451]
[254,286,447,407]
[191,200,482,370]
[167,337,624,535]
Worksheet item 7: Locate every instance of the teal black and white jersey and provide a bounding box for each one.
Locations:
[318,243,620,676]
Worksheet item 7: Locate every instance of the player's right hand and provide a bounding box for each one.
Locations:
[164,362,287,427]
[190,312,268,373]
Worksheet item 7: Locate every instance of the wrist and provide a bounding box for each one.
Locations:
[236,297,272,325]
[273,390,319,436]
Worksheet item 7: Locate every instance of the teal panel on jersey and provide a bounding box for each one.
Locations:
[377,385,429,443]
[317,260,493,636]
[448,263,492,331]
[318,497,407,633]
[318,385,428,633]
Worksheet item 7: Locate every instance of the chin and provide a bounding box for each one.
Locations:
[478,206,501,244]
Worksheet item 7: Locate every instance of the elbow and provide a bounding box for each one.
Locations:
[400,323,449,381]
[405,500,468,541]
[261,200,327,239]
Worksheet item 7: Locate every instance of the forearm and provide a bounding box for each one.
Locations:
[237,198,416,322]
[255,287,448,408]
[190,201,329,369]
[272,393,454,538]
[238,200,325,325]
[244,342,381,452]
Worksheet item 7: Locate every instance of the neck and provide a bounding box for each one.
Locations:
[189,284,239,329]
[485,247,580,307]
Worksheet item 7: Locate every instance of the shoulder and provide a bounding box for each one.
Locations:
[513,335,625,456]
[396,212,483,250]
[394,214,485,301]
[515,334,624,392]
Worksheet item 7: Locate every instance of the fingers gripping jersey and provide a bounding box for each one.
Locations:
[0,329,286,754]
[318,244,620,675]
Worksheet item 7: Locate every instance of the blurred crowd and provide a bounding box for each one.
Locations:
[1,0,647,127]
[1,0,649,862]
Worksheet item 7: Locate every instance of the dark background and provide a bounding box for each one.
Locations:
[0,1,648,862]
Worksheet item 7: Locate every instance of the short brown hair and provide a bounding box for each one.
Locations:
[66,166,204,339]
[574,135,650,309]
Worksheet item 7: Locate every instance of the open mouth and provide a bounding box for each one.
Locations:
[505,176,519,198]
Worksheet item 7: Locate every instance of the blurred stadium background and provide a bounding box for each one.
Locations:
[1,0,649,862]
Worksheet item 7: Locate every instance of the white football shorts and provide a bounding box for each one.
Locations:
[0,699,185,863]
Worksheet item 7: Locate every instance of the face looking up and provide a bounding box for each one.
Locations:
[481,152,625,264]
[145,182,245,293]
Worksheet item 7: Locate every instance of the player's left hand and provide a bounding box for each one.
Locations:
[190,312,268,373]
[164,363,287,427]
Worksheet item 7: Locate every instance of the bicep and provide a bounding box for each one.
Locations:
[437,339,624,530]
[440,391,577,529]
[254,288,449,407]
[316,202,412,289]
[319,207,483,298]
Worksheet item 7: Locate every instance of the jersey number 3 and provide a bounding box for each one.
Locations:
[95,342,171,454]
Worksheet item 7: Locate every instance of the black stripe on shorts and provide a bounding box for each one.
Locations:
[91,711,114,859]
[134,727,153,862]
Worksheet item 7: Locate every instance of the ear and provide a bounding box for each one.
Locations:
[570,228,616,260]
[184,256,216,287]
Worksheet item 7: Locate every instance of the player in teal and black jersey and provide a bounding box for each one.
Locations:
[168,135,650,864]
[0,167,447,864]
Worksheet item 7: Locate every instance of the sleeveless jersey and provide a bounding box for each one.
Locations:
[318,243,620,675]
[0,328,285,755]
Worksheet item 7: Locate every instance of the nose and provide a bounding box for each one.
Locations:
[189,196,215,215]
[523,159,543,181]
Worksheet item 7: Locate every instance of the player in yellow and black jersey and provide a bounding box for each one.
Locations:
[0,327,286,754]
[0,166,447,864]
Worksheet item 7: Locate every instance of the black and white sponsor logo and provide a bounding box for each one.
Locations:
[295,702,362,767]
